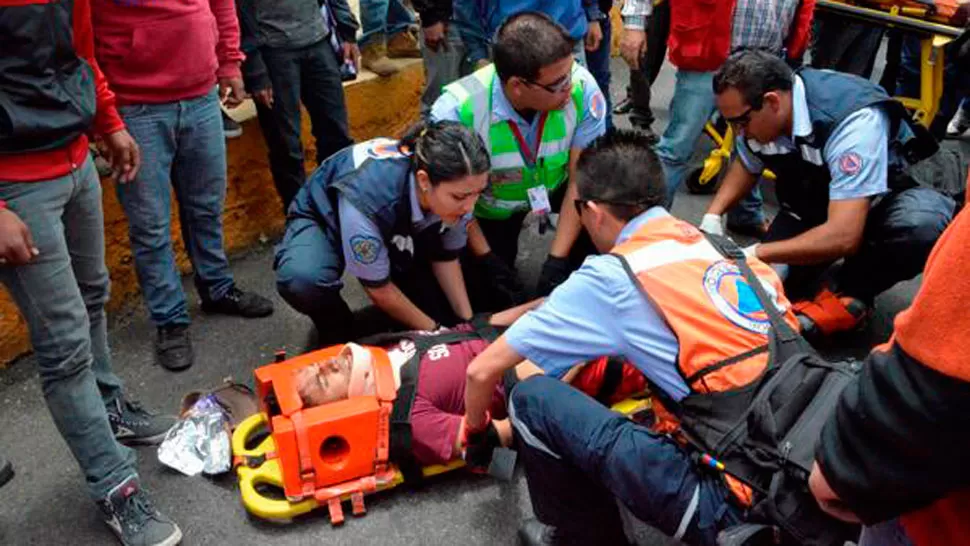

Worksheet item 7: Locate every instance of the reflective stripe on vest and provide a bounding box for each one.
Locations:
[612,216,801,505]
[443,64,585,220]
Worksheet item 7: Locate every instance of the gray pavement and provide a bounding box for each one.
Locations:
[0,56,943,546]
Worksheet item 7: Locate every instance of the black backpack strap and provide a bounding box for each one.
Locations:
[384,320,504,486]
[703,234,799,345]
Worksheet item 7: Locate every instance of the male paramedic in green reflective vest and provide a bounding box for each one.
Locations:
[430,11,608,304]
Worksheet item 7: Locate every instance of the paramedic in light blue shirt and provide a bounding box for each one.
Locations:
[701,51,955,338]
[274,121,492,347]
[461,131,771,544]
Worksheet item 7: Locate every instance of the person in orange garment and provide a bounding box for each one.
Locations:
[292,302,647,472]
[809,191,970,546]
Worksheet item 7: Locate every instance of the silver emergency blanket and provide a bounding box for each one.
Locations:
[157,395,231,476]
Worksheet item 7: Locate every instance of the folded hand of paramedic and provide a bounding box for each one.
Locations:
[699,214,725,236]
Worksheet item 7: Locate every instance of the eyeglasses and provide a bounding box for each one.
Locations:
[723,106,757,131]
[525,72,572,94]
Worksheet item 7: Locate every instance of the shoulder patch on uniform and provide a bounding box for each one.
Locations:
[837,151,863,176]
[589,90,606,121]
[349,234,382,264]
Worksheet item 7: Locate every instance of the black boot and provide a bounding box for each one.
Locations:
[155,324,193,372]
[201,285,274,318]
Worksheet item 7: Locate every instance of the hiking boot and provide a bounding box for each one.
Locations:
[386,30,422,58]
[155,325,193,372]
[0,455,13,489]
[99,477,182,546]
[362,42,400,77]
[107,398,176,446]
[200,286,274,318]
[946,107,970,138]
[222,111,242,139]
[794,289,869,339]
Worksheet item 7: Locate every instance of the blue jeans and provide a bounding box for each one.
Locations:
[897,35,970,140]
[117,88,235,327]
[767,186,954,301]
[657,70,764,227]
[0,158,137,500]
[585,17,613,131]
[359,0,416,48]
[256,40,352,213]
[509,376,743,546]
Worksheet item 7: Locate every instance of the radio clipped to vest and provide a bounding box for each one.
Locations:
[689,235,862,546]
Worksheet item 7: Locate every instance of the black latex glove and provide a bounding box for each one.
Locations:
[535,255,572,297]
[478,252,526,307]
[463,422,500,472]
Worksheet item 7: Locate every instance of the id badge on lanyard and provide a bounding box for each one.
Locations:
[508,116,554,234]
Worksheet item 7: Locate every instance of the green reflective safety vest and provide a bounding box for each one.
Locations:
[442,64,586,220]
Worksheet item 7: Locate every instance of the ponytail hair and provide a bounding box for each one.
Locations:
[399,120,490,186]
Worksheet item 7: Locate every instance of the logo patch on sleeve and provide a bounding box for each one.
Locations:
[837,152,863,176]
[589,90,606,120]
[349,235,382,264]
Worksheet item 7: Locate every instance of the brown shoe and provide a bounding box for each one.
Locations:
[387,30,422,58]
[361,42,400,77]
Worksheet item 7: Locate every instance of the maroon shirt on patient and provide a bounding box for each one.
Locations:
[385,324,507,466]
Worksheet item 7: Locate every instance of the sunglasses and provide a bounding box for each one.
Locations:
[525,72,572,94]
[723,106,756,130]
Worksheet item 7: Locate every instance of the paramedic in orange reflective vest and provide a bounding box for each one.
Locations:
[461,130,801,546]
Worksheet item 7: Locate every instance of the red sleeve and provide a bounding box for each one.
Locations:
[72,0,125,137]
[785,0,815,61]
[210,0,245,79]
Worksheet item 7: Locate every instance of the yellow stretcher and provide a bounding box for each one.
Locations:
[685,0,964,195]
[233,397,653,523]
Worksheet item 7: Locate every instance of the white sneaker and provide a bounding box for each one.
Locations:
[945,107,970,138]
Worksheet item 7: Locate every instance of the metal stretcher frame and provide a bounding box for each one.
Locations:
[687,1,961,194]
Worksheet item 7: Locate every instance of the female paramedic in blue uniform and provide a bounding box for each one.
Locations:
[274,120,491,346]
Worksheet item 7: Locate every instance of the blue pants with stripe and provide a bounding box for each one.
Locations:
[509,376,743,545]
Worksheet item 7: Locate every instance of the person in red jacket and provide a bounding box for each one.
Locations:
[0,0,181,544]
[90,0,274,373]
[810,195,970,545]
[657,0,814,238]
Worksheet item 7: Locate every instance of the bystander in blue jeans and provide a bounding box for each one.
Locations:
[509,376,744,546]
[116,88,235,327]
[0,158,137,501]
[656,69,765,229]
[420,22,469,116]
[360,0,416,48]
[585,15,613,131]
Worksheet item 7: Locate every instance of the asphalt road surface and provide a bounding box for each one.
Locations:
[0,55,952,546]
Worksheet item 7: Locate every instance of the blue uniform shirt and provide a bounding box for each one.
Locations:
[430,64,608,153]
[735,75,892,201]
[504,207,691,401]
[340,175,471,284]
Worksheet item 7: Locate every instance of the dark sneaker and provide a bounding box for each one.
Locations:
[222,112,242,139]
[630,115,659,144]
[156,325,193,372]
[107,398,176,446]
[201,286,274,318]
[0,455,13,489]
[613,95,633,115]
[99,477,182,546]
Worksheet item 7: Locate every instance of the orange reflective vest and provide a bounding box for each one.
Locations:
[612,215,800,503]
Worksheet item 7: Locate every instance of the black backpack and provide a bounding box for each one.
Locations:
[674,235,863,545]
